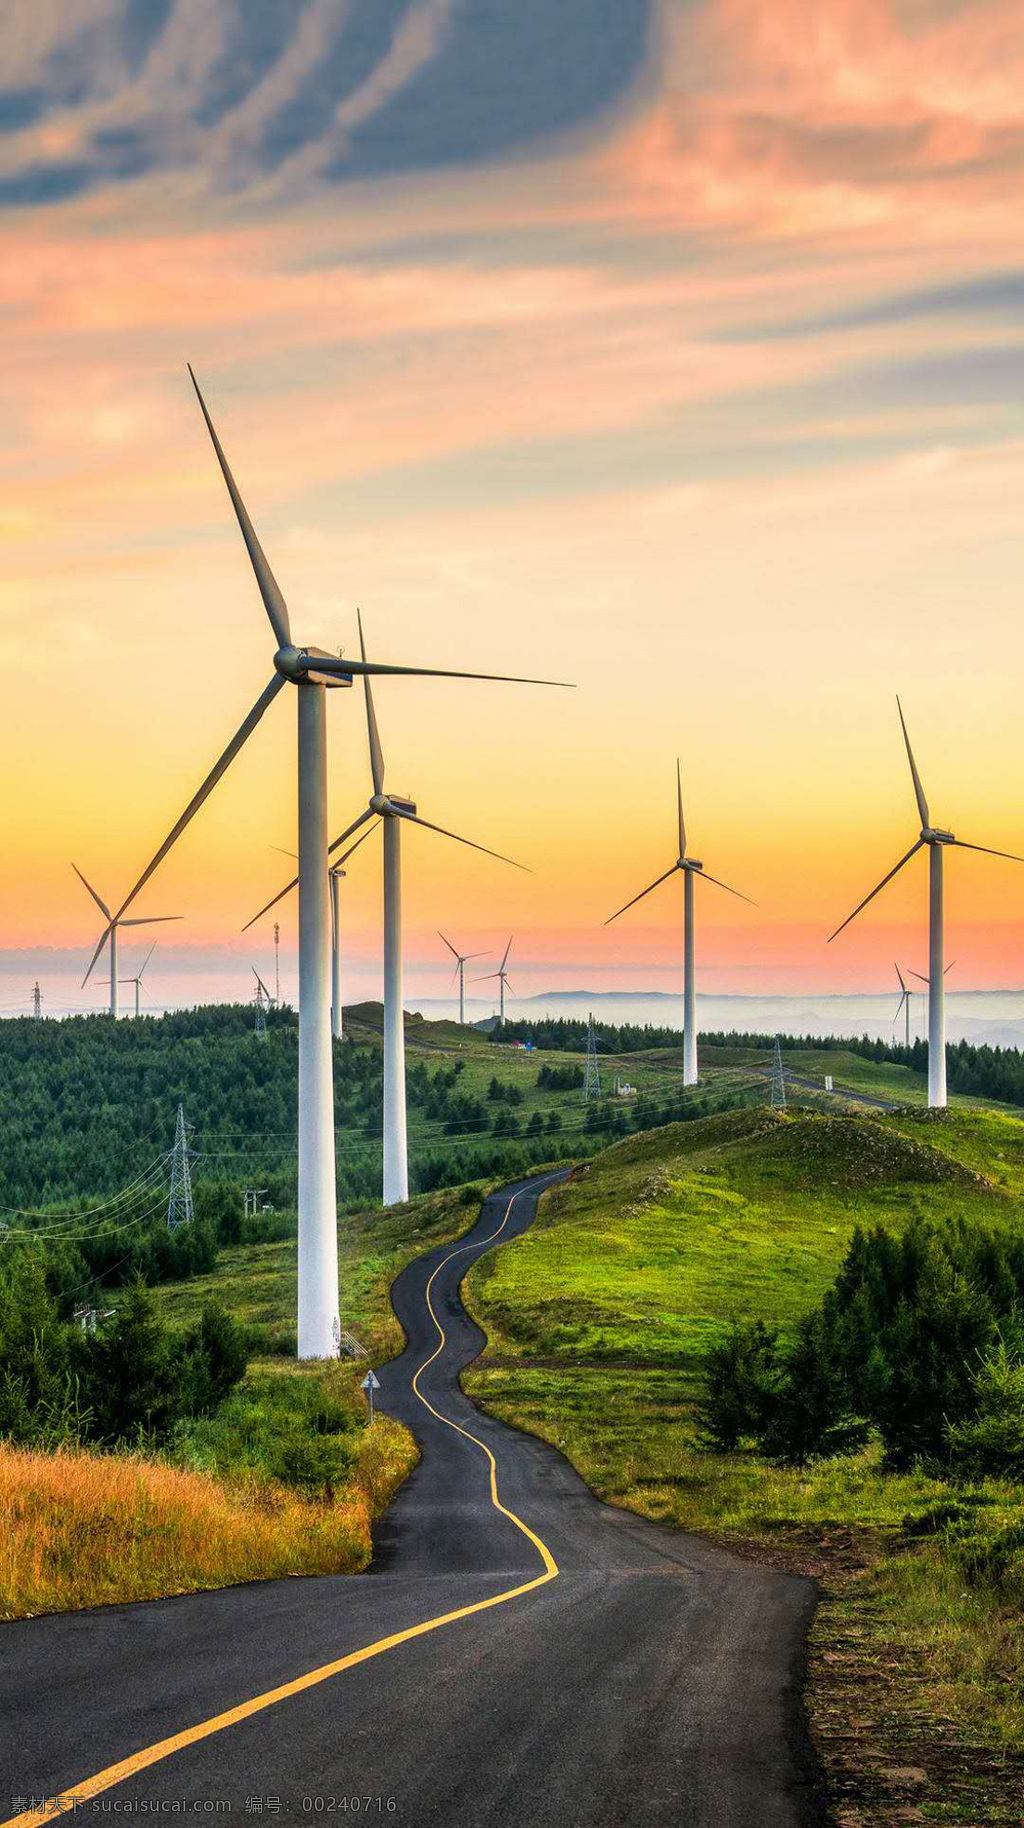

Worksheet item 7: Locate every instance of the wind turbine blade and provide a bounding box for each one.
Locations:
[448,964,460,989]
[254,971,273,1002]
[893,991,908,1021]
[311,653,574,689]
[462,950,489,962]
[504,979,517,996]
[119,916,182,927]
[326,807,375,860]
[139,943,157,977]
[71,865,111,921]
[470,972,502,984]
[393,808,529,872]
[944,960,957,975]
[271,845,298,861]
[896,696,930,828]
[894,961,907,993]
[187,366,291,648]
[242,875,298,933]
[335,821,378,868]
[437,930,462,962]
[604,864,678,926]
[697,870,757,906]
[827,840,924,943]
[356,609,386,796]
[909,970,929,985]
[114,674,286,922]
[501,936,513,972]
[953,840,1024,865]
[676,759,686,857]
[81,926,112,989]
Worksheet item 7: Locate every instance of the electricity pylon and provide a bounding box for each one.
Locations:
[253,968,270,1039]
[584,1011,602,1101]
[31,983,42,1019]
[769,1037,787,1110]
[167,1102,195,1234]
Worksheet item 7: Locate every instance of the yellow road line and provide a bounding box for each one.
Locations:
[3,1184,558,1828]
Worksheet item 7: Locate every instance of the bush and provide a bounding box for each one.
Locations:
[760,1311,870,1467]
[696,1320,781,1451]
[946,1343,1024,1482]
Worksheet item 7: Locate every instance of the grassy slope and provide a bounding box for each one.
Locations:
[463,1106,1024,1826]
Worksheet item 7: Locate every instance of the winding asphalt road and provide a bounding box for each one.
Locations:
[1,1173,825,1828]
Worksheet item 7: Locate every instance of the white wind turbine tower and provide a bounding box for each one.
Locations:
[119,942,158,1018]
[103,367,567,1355]
[474,935,515,1023]
[73,865,180,1018]
[830,698,1021,1109]
[329,827,377,1043]
[262,826,378,1041]
[605,763,754,1085]
[438,931,488,1025]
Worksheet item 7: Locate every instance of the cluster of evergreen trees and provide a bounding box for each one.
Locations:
[700,1213,1024,1476]
[0,1256,248,1450]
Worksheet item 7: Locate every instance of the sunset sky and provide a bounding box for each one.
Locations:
[3,0,1024,1008]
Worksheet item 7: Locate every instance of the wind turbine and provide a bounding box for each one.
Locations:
[895,958,955,1049]
[347,610,528,1206]
[474,935,514,1023]
[830,698,1022,1108]
[329,824,377,1044]
[262,826,378,1040]
[893,962,912,1049]
[119,942,157,1018]
[438,931,488,1025]
[103,368,567,1354]
[604,763,754,1085]
[74,865,180,1018]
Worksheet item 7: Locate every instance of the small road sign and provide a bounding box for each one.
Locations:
[361,1368,381,1422]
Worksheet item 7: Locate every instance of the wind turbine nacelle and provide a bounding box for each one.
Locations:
[274,645,354,687]
[923,827,955,845]
[686,858,703,872]
[390,796,417,816]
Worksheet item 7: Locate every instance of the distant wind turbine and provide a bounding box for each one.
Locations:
[830,698,1021,1108]
[73,865,180,1019]
[255,826,379,1040]
[474,935,515,1023]
[102,367,568,1356]
[119,942,158,1018]
[604,763,754,1085]
[438,931,488,1025]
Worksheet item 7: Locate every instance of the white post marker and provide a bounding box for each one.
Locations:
[361,1367,381,1423]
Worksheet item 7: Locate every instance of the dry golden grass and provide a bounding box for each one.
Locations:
[0,1417,416,1620]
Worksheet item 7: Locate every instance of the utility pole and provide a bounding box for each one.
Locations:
[584,1011,602,1102]
[274,921,280,1007]
[769,1037,787,1110]
[31,983,42,1019]
[167,1102,195,1234]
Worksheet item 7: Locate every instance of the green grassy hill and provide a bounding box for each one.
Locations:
[465,1104,1006,1389]
[460,1105,1024,1823]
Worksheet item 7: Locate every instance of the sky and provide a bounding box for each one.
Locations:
[3,0,1024,1012]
